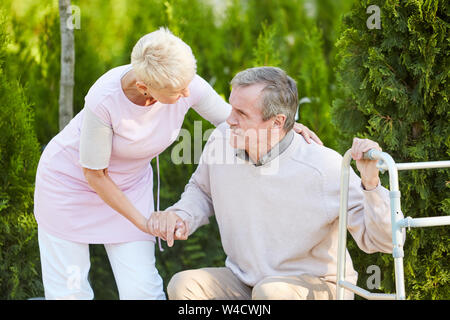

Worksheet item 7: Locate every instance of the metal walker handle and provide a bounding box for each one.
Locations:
[336,148,450,300]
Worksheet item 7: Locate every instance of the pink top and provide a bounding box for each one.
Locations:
[34,64,229,244]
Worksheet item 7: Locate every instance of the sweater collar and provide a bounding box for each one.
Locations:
[235,130,295,167]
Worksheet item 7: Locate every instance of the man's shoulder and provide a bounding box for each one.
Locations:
[201,122,230,152]
[199,122,238,166]
[216,121,230,131]
[207,122,230,141]
[289,135,344,177]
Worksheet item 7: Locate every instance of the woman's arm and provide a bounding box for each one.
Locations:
[190,75,231,126]
[79,107,149,234]
[82,168,148,233]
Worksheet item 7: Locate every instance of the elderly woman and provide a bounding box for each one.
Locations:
[34,28,322,300]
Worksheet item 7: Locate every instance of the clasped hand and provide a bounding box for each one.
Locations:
[146,211,189,247]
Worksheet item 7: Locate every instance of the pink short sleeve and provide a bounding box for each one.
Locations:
[84,95,111,126]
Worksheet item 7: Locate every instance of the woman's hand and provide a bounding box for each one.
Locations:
[293,123,323,145]
[146,211,189,247]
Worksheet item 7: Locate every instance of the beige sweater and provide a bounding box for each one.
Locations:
[167,123,397,287]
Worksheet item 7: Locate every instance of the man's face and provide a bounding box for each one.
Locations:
[226,84,274,151]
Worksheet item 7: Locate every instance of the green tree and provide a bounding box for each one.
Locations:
[0,13,43,299]
[6,2,60,146]
[252,22,282,67]
[332,0,449,299]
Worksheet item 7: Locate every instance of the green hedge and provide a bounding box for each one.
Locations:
[0,13,43,299]
[332,0,449,299]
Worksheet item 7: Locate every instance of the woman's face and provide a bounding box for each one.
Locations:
[147,82,191,104]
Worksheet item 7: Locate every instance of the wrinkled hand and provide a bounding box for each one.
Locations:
[146,211,189,247]
[293,123,323,146]
[351,138,381,190]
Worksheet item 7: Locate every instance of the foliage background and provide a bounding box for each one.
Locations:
[0,0,447,299]
[332,0,449,299]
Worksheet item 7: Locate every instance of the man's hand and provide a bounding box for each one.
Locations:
[293,123,323,146]
[146,211,189,247]
[351,138,382,191]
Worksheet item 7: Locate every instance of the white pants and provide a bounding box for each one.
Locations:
[38,226,166,300]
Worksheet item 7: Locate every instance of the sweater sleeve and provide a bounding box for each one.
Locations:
[324,155,405,254]
[188,75,231,126]
[164,134,217,235]
[345,169,402,254]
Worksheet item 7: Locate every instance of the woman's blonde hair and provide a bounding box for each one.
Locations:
[131,27,197,89]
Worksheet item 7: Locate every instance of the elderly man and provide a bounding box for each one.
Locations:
[148,66,398,300]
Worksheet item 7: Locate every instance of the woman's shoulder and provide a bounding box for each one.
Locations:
[186,74,215,100]
[188,74,208,88]
[189,74,214,95]
[85,65,131,106]
[84,65,131,112]
[88,65,131,91]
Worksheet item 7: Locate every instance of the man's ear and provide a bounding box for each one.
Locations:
[273,114,287,129]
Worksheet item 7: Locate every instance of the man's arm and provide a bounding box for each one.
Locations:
[345,169,397,253]
[346,138,405,253]
[324,138,404,254]
[147,134,218,246]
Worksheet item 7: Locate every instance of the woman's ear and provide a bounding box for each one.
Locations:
[135,81,148,93]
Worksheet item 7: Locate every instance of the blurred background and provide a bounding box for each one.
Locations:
[0,0,448,299]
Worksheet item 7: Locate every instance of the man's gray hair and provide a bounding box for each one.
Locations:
[230,67,298,131]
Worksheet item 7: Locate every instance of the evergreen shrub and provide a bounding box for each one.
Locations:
[332,0,449,299]
[0,14,43,299]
